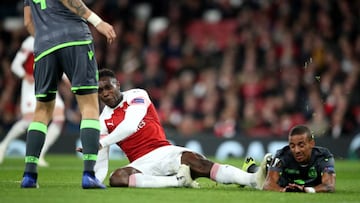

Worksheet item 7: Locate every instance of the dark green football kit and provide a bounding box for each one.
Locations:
[24,0,98,101]
[269,146,335,187]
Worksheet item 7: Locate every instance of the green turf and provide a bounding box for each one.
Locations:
[0,155,358,203]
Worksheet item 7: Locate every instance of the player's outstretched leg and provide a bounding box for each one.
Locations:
[254,153,272,190]
[82,171,106,189]
[242,157,257,173]
[0,143,6,164]
[0,120,30,164]
[176,164,199,188]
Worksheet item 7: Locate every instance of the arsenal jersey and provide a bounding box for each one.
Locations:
[100,89,171,162]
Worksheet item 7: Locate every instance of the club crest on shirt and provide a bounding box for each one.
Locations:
[131,98,145,104]
[308,166,317,178]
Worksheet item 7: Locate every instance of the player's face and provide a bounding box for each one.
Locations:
[98,76,122,108]
[288,133,314,164]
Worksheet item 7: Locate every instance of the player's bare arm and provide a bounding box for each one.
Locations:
[59,0,89,18]
[59,0,116,44]
[24,6,35,36]
[282,172,335,193]
[314,172,335,193]
[263,170,286,192]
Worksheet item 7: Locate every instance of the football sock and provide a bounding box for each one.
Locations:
[24,122,47,173]
[80,119,100,172]
[94,147,108,182]
[210,163,253,186]
[128,173,180,188]
[39,121,63,160]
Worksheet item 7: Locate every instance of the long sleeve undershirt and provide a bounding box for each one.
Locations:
[99,103,148,148]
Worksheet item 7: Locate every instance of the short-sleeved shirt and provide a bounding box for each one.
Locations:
[24,0,98,97]
[269,146,335,187]
[24,0,92,59]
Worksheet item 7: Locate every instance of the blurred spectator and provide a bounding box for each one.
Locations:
[1,0,360,139]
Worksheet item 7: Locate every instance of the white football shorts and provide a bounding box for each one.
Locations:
[127,145,197,176]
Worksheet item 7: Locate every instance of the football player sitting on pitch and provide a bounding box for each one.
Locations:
[79,68,271,189]
[242,125,336,193]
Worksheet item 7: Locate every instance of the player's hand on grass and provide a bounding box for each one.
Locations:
[76,144,103,153]
[284,183,305,192]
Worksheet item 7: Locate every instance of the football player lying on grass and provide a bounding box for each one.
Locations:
[78,68,271,189]
[242,125,336,193]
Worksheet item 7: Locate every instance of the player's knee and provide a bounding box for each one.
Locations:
[181,151,213,178]
[109,169,130,187]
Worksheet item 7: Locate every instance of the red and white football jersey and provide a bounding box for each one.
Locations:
[100,89,171,162]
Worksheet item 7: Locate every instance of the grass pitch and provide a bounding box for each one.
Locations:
[0,155,358,203]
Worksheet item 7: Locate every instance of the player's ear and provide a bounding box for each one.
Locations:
[309,138,315,147]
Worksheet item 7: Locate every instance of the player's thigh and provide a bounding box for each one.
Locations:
[34,52,63,101]
[58,44,98,95]
[128,146,188,176]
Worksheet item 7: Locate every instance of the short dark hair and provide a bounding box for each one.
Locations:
[99,68,116,79]
[289,125,314,140]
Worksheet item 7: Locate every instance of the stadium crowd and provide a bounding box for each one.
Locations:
[0,0,360,139]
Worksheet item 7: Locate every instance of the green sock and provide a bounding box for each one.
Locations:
[24,122,47,173]
[80,119,100,172]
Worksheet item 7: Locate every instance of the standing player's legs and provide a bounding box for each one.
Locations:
[61,43,104,189]
[21,51,61,188]
[21,100,55,188]
[38,95,65,167]
[75,93,105,188]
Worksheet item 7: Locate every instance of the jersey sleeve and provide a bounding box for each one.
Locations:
[125,88,151,107]
[99,110,109,136]
[318,155,336,174]
[99,89,151,147]
[22,36,34,52]
[11,37,34,78]
[268,148,287,172]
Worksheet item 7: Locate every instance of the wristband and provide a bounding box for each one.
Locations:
[87,12,102,27]
[304,187,316,193]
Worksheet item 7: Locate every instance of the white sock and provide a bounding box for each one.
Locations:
[39,121,63,160]
[128,173,181,188]
[0,119,30,149]
[210,163,255,186]
[94,147,109,183]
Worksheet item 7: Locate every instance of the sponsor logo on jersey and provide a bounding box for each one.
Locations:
[131,98,145,104]
[285,168,300,174]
